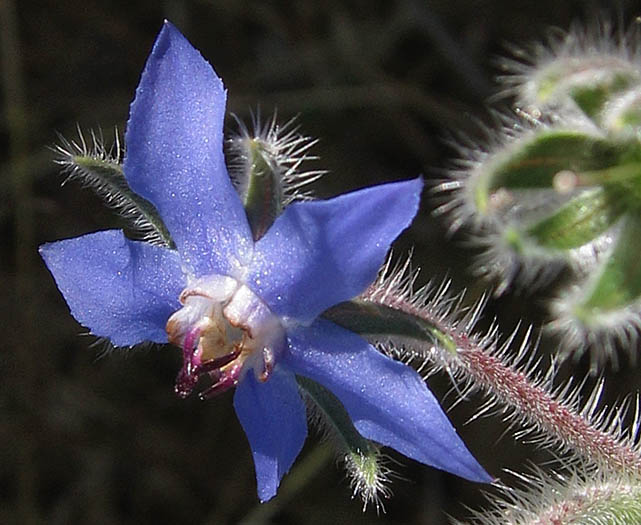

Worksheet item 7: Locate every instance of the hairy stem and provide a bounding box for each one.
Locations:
[361,275,641,474]
[458,338,641,473]
[532,480,641,524]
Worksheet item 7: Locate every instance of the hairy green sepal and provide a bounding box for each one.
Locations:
[297,376,386,503]
[576,214,641,318]
[240,139,284,241]
[473,131,635,215]
[323,299,457,354]
[525,187,625,251]
[604,89,641,135]
[298,376,374,456]
[69,155,174,247]
[531,57,639,121]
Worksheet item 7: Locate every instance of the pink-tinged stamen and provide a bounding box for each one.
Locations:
[198,362,244,400]
[175,325,203,398]
[195,349,241,375]
[175,326,243,399]
[168,279,286,400]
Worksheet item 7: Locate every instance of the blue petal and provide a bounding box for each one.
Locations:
[233,369,308,502]
[283,319,492,483]
[247,177,423,323]
[123,21,252,278]
[39,230,185,347]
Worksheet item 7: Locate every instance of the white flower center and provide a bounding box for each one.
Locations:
[166,275,285,399]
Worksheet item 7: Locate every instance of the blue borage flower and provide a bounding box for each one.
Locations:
[40,21,491,502]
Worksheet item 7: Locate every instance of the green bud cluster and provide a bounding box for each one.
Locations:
[444,20,641,366]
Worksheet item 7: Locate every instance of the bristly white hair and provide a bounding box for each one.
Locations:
[52,126,174,248]
[301,380,396,513]
[363,253,641,475]
[496,15,641,113]
[548,279,641,372]
[227,110,326,204]
[457,464,641,525]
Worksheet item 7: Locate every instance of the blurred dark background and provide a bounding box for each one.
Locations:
[2,1,640,524]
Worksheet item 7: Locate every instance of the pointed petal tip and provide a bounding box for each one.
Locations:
[386,175,424,211]
[438,433,492,484]
[39,230,184,348]
[284,320,492,485]
[124,16,250,277]
[411,174,425,191]
[457,457,493,484]
[376,174,424,228]
[234,372,307,505]
[152,19,188,60]
[257,487,277,503]
[146,19,222,91]
[158,19,185,45]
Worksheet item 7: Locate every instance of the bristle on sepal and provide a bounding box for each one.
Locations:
[497,17,641,123]
[297,376,395,512]
[227,110,326,210]
[344,447,395,513]
[53,127,174,248]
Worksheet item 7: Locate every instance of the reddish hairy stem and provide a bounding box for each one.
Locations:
[365,288,641,474]
[458,334,641,474]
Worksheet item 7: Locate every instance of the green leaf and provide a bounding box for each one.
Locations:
[570,73,636,121]
[525,187,625,250]
[322,299,457,354]
[493,131,626,189]
[473,131,631,215]
[576,214,641,317]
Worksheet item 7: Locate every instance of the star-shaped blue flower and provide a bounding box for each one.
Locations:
[40,22,491,502]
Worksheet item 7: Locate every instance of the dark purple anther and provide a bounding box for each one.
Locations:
[174,325,202,398]
[198,362,243,400]
[174,324,243,399]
